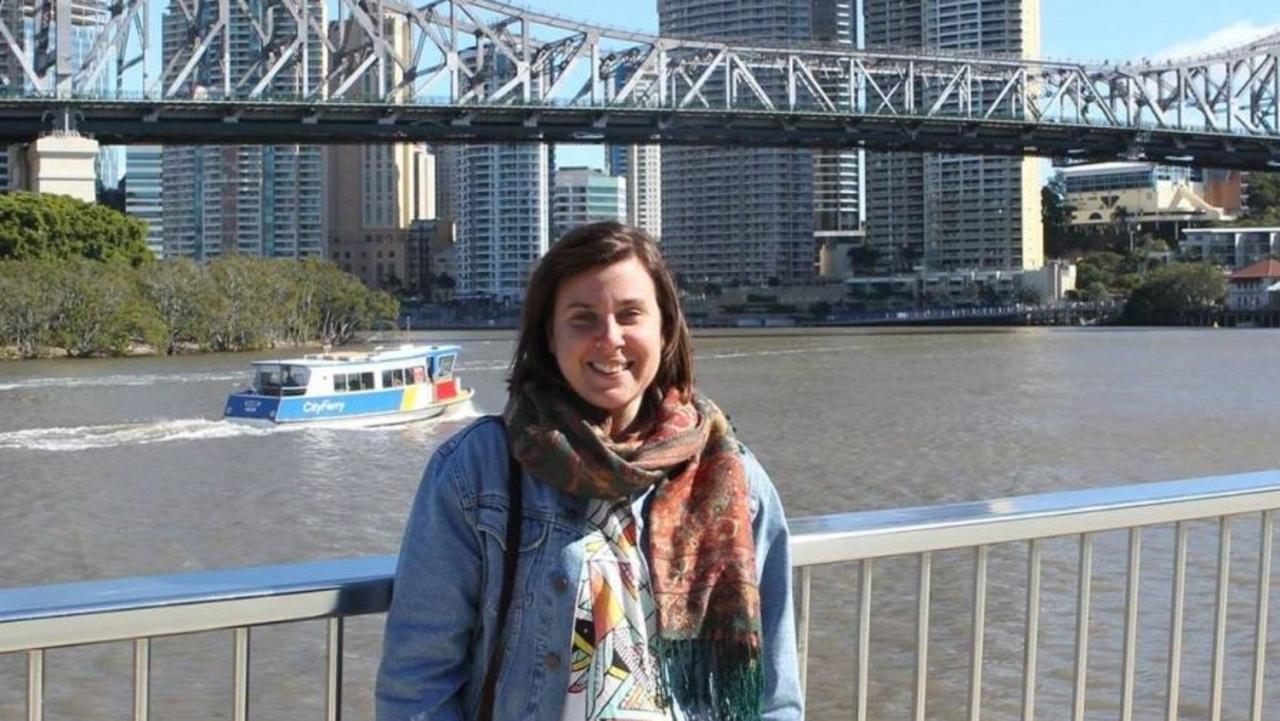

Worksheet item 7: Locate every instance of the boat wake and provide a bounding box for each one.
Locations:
[2,401,489,452]
[0,418,291,452]
[0,370,244,392]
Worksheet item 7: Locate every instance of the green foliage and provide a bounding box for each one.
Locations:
[1079,282,1112,303]
[0,255,397,358]
[139,258,214,354]
[1120,263,1226,325]
[1246,173,1280,217]
[0,259,60,357]
[0,192,151,266]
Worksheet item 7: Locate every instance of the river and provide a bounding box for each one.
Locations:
[2,327,1279,720]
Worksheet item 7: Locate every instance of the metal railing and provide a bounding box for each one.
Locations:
[2,470,1278,720]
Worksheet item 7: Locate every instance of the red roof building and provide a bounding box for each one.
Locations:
[1227,258,1280,310]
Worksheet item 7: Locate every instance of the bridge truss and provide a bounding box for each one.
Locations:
[0,0,1278,168]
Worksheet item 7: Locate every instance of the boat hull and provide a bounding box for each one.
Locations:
[224,387,474,427]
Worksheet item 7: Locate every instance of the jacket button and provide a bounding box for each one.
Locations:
[553,575,570,593]
[544,652,561,669]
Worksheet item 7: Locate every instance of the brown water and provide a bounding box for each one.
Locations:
[2,327,1279,720]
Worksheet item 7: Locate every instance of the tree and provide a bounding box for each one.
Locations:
[1121,263,1226,325]
[1245,173,1280,217]
[0,192,151,266]
[139,258,214,354]
[44,258,155,357]
[1079,281,1112,303]
[1042,176,1080,258]
[0,259,60,357]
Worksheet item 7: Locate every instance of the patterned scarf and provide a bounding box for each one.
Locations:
[504,383,763,721]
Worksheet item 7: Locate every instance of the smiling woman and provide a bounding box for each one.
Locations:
[376,222,803,721]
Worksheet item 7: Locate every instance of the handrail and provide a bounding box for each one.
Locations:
[790,469,1280,565]
[3,470,1278,655]
[0,556,394,654]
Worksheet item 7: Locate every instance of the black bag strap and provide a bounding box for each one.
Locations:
[478,420,523,721]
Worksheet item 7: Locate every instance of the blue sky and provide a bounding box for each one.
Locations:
[534,0,1280,168]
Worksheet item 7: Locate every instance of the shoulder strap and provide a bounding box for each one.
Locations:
[478,419,522,721]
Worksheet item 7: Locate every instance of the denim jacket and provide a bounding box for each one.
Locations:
[376,416,803,721]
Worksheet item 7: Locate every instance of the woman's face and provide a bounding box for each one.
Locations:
[548,256,663,435]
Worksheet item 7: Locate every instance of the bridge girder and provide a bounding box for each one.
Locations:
[0,0,1275,168]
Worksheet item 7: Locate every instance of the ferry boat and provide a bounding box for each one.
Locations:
[223,344,474,427]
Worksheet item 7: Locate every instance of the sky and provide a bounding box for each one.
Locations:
[527,0,1280,168]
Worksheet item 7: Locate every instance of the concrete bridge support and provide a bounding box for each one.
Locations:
[17,132,99,202]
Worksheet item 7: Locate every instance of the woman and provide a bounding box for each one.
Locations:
[376,222,802,721]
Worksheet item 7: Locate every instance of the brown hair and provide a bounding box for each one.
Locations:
[508,221,694,400]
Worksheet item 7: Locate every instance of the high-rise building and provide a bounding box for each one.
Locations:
[451,51,551,302]
[160,0,326,261]
[607,144,662,240]
[455,142,551,302]
[864,0,1043,271]
[812,0,863,239]
[125,145,164,259]
[553,167,626,237]
[326,16,436,289]
[657,0,821,285]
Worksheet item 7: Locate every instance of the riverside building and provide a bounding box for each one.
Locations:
[658,0,859,285]
[326,15,436,290]
[606,143,662,241]
[125,146,164,259]
[552,167,627,238]
[449,51,551,304]
[864,0,1044,272]
[160,0,327,261]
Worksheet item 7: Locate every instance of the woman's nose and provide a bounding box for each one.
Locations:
[597,316,624,347]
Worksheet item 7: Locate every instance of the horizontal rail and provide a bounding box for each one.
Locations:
[789,469,1280,565]
[1,469,1279,654]
[0,557,393,654]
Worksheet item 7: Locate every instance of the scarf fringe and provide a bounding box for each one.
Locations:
[654,638,763,721]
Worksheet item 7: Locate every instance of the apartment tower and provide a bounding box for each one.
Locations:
[327,15,436,289]
[864,0,1043,271]
[658,0,843,285]
[450,51,551,303]
[160,0,327,261]
[606,144,662,240]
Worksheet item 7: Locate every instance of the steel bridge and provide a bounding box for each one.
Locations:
[2,0,1280,168]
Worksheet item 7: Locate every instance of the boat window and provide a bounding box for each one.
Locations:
[383,368,407,387]
[345,373,363,391]
[361,372,375,390]
[280,365,310,396]
[411,366,426,385]
[436,354,455,379]
[334,374,347,392]
[253,364,308,396]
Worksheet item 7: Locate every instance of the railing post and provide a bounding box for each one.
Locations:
[134,638,151,721]
[795,566,812,696]
[326,617,344,721]
[233,627,251,721]
[27,648,44,721]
